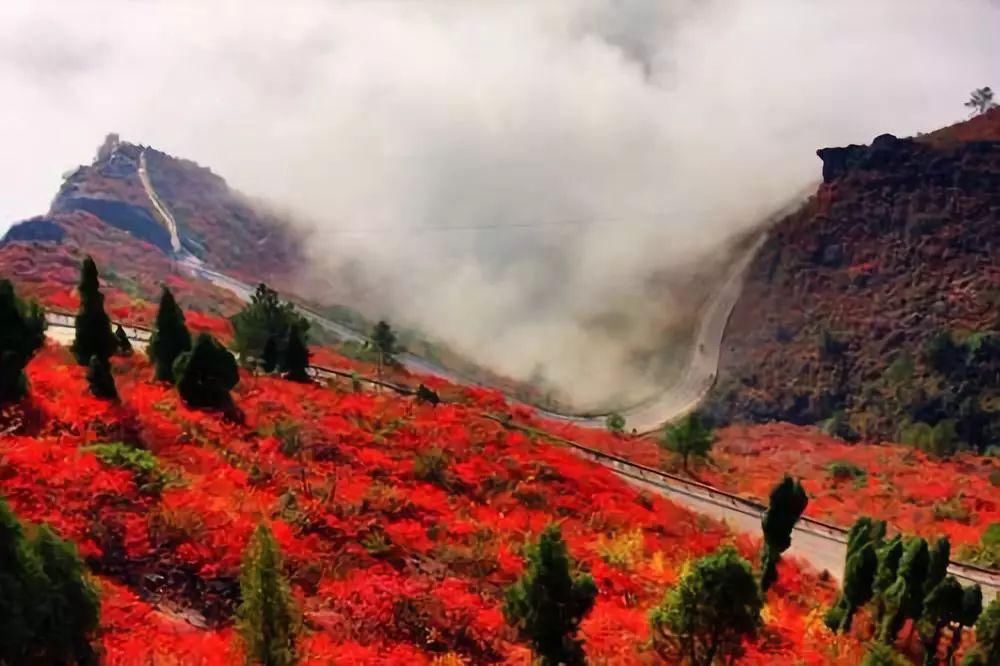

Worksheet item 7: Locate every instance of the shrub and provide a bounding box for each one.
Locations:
[238,524,299,666]
[605,412,626,435]
[147,286,191,383]
[932,497,971,524]
[649,545,762,666]
[413,448,449,487]
[71,256,116,367]
[89,442,166,494]
[504,524,596,666]
[860,643,910,666]
[173,333,239,408]
[0,496,100,663]
[0,279,46,404]
[962,597,999,665]
[828,461,866,482]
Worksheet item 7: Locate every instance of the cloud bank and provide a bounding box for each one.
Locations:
[1,0,998,407]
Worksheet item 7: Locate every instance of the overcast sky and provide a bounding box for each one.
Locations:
[1,0,998,405]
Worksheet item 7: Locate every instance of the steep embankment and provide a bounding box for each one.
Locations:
[710,109,1000,448]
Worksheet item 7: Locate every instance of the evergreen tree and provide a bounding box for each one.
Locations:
[173,333,239,408]
[0,496,99,663]
[238,524,299,666]
[114,324,133,356]
[0,279,46,404]
[880,537,930,644]
[759,475,809,592]
[71,256,116,367]
[918,575,963,666]
[369,320,398,382]
[147,286,191,383]
[261,335,279,374]
[962,596,999,665]
[86,355,117,401]
[661,412,714,472]
[231,283,308,367]
[826,517,881,633]
[279,324,310,382]
[649,545,763,666]
[873,535,905,626]
[503,524,597,666]
[415,383,441,406]
[945,585,982,665]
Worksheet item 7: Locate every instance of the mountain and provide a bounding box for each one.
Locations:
[709,108,1000,452]
[0,134,304,318]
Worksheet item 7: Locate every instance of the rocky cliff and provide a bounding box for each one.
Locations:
[710,109,1000,452]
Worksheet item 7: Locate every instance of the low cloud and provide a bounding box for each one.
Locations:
[1,0,997,406]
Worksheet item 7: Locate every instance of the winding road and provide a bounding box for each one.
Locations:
[98,169,998,598]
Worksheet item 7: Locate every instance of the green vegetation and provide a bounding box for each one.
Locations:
[413,447,450,487]
[759,475,808,592]
[114,324,133,356]
[174,333,239,408]
[503,524,597,666]
[278,323,310,382]
[72,256,116,367]
[147,286,191,383]
[826,517,882,633]
[827,460,866,482]
[957,522,1000,568]
[86,354,117,400]
[965,86,996,115]
[88,442,167,494]
[605,412,626,435]
[860,644,910,666]
[880,537,930,644]
[0,495,100,664]
[369,320,399,382]
[649,545,762,666]
[231,283,309,370]
[238,524,299,666]
[0,279,46,404]
[962,597,999,665]
[661,412,714,472]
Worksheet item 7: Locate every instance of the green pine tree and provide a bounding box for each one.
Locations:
[279,324,310,382]
[0,279,46,404]
[649,545,763,666]
[86,355,118,401]
[945,584,982,664]
[918,576,963,666]
[261,335,279,374]
[147,286,192,383]
[238,524,299,666]
[879,537,930,644]
[173,333,239,408]
[661,412,714,472]
[962,596,998,665]
[71,256,116,367]
[114,324,133,356]
[759,475,809,592]
[503,524,597,665]
[0,496,99,663]
[231,284,308,367]
[825,517,881,633]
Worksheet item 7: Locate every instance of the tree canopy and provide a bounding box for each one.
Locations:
[238,524,299,666]
[503,524,597,665]
[661,412,714,472]
[231,283,309,368]
[759,475,808,591]
[649,545,763,666]
[174,333,239,409]
[71,256,116,367]
[147,286,191,383]
[0,279,46,404]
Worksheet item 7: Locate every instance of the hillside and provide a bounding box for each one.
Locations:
[0,336,858,664]
[709,108,1000,451]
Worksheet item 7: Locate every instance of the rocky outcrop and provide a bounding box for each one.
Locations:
[710,117,1000,447]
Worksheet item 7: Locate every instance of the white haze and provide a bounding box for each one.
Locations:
[0,0,997,407]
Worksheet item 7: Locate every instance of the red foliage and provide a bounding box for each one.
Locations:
[0,344,863,663]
